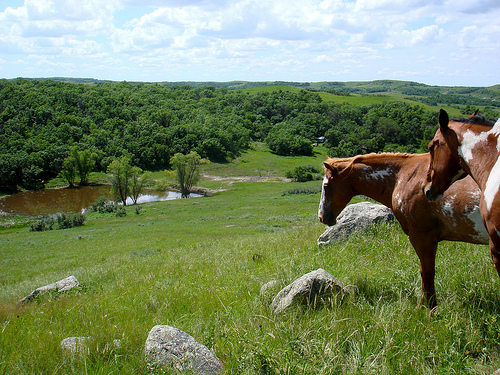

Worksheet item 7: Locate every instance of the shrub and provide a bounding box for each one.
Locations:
[30,216,55,232]
[90,196,119,213]
[30,213,85,231]
[283,187,322,195]
[116,206,127,217]
[285,165,320,182]
[57,213,85,229]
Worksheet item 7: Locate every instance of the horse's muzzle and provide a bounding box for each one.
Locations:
[422,184,442,202]
[319,213,337,226]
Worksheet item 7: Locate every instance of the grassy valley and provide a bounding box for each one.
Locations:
[1,144,500,374]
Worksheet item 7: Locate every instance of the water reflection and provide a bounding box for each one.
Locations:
[0,185,201,216]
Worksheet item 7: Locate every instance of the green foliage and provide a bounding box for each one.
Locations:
[59,154,77,187]
[107,157,151,205]
[29,216,55,232]
[56,212,85,229]
[107,156,133,205]
[30,213,85,231]
[1,78,499,192]
[115,206,127,217]
[88,196,126,217]
[130,168,151,205]
[283,186,322,195]
[265,129,313,156]
[285,165,320,182]
[170,151,208,198]
[71,148,95,186]
[90,196,119,213]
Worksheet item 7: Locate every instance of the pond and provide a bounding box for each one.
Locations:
[0,185,200,216]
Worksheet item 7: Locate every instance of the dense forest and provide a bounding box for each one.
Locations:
[0,78,497,192]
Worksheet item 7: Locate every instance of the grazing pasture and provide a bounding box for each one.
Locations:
[1,146,499,374]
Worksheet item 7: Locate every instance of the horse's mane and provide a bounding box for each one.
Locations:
[325,152,413,173]
[451,114,496,127]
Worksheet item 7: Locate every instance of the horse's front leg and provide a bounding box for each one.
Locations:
[409,235,438,308]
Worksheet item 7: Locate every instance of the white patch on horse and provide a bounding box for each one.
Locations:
[459,130,488,163]
[441,197,457,225]
[366,168,393,181]
[458,120,500,212]
[318,175,329,218]
[482,119,500,211]
[465,190,489,243]
[491,118,500,138]
[485,156,500,211]
[395,192,403,207]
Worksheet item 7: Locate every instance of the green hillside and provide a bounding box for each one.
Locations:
[2,78,499,193]
[1,145,499,374]
[26,77,500,116]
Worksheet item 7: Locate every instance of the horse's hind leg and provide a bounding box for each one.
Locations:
[409,236,438,308]
[489,234,500,279]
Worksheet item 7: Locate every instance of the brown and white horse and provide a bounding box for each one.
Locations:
[319,152,488,307]
[423,109,500,281]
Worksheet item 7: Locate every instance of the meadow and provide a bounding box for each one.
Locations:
[1,145,500,374]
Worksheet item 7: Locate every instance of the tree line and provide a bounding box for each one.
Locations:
[0,78,482,193]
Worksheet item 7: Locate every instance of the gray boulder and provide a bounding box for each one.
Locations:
[17,275,80,306]
[60,336,91,355]
[145,325,222,374]
[318,202,394,246]
[271,268,348,314]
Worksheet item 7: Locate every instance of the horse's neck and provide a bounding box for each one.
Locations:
[461,127,500,191]
[348,157,402,208]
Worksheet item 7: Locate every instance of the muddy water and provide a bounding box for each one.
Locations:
[0,185,196,216]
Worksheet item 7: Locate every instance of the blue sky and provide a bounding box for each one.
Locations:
[0,0,499,86]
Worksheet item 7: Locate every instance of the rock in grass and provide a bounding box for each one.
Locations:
[17,275,80,306]
[60,336,91,355]
[271,268,348,314]
[145,325,222,375]
[317,202,394,246]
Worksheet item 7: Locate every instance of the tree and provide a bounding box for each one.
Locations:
[265,128,313,156]
[60,154,77,187]
[107,157,151,205]
[107,156,132,205]
[170,151,207,198]
[130,167,151,204]
[71,148,95,185]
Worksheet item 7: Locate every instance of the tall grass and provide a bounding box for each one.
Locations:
[1,156,500,373]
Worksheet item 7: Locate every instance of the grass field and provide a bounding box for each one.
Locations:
[240,85,464,117]
[1,145,500,374]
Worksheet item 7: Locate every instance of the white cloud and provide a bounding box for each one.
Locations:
[458,24,500,49]
[0,0,499,84]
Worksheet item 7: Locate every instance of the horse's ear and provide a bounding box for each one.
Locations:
[438,109,449,131]
[470,109,479,117]
[323,161,336,174]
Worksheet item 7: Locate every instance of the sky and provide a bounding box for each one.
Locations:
[0,0,499,86]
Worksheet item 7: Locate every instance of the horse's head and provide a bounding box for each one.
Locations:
[422,109,469,201]
[318,158,354,226]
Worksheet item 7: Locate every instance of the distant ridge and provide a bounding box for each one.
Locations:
[10,76,498,89]
[8,77,500,109]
